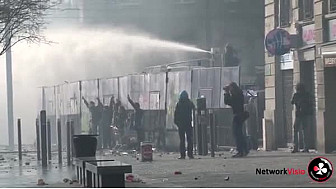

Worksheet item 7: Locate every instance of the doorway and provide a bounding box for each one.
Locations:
[282,70,293,146]
[300,61,316,149]
[324,67,336,152]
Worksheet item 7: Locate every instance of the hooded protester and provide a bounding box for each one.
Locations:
[127,95,144,150]
[174,90,195,159]
[82,97,103,135]
[291,83,313,153]
[224,43,239,67]
[224,82,249,158]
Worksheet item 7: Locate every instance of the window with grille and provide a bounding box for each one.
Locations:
[330,0,336,13]
[299,0,314,20]
[280,0,291,27]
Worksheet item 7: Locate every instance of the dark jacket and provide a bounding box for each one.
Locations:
[83,99,103,125]
[291,92,313,117]
[174,99,195,128]
[100,107,113,128]
[224,92,244,115]
[128,98,144,130]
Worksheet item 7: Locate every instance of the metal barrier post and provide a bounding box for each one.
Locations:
[70,120,75,158]
[57,119,62,164]
[66,120,71,166]
[36,118,41,160]
[47,120,52,161]
[40,110,47,167]
[17,119,22,161]
[209,109,215,157]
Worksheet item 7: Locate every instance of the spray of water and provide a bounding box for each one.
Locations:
[0,28,209,144]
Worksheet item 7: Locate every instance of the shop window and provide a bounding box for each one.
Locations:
[330,0,336,13]
[280,0,291,27]
[299,0,314,21]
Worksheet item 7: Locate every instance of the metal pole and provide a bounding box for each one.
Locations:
[209,110,215,157]
[66,120,71,166]
[40,111,47,167]
[6,35,14,151]
[36,118,41,160]
[79,81,82,133]
[70,120,75,158]
[17,119,22,161]
[200,110,208,156]
[47,120,52,160]
[57,119,62,164]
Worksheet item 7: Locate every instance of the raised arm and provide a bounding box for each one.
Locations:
[97,97,103,108]
[127,94,136,109]
[82,97,89,108]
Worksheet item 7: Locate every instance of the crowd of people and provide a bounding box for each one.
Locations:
[81,80,313,158]
[82,95,144,150]
[173,81,313,159]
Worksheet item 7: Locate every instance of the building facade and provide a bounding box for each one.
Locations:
[264,0,336,153]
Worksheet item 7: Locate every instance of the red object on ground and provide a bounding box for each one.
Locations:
[174,171,182,175]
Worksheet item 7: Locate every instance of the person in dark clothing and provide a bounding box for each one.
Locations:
[224,82,248,158]
[127,95,144,150]
[224,43,239,67]
[99,96,115,149]
[113,99,121,125]
[82,97,103,135]
[174,90,195,159]
[117,105,127,144]
[291,83,313,153]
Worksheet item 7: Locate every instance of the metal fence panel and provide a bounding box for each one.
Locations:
[146,73,166,110]
[99,78,119,105]
[166,70,192,130]
[191,67,222,108]
[119,74,147,110]
[80,80,98,132]
[44,86,56,116]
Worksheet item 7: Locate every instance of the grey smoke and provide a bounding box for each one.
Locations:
[0,27,208,145]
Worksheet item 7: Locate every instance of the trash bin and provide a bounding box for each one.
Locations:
[73,135,98,157]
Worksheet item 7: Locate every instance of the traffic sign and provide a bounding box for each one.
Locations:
[265,29,291,56]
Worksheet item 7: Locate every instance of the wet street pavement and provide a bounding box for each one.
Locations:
[0,147,335,187]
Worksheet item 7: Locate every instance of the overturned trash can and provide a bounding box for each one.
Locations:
[73,135,98,157]
[140,142,153,162]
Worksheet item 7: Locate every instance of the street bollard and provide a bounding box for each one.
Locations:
[209,109,215,157]
[17,119,22,161]
[47,120,52,161]
[40,110,47,167]
[66,120,71,166]
[57,119,62,164]
[200,110,208,156]
[36,118,41,161]
[70,120,75,158]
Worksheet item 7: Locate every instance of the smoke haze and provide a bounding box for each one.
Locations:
[0,26,208,145]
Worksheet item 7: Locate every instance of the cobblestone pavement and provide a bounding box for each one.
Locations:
[0,149,336,187]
